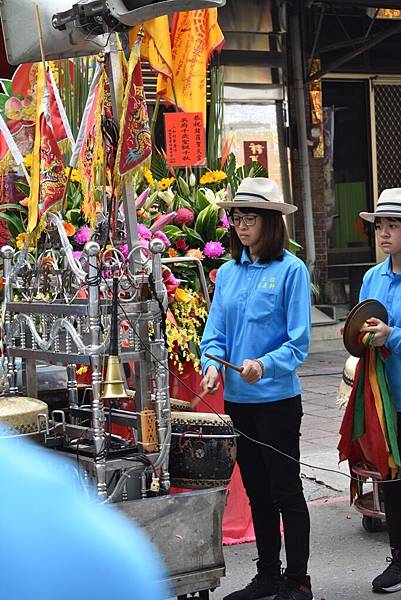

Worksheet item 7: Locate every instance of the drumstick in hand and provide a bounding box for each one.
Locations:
[190,389,208,411]
[204,353,243,373]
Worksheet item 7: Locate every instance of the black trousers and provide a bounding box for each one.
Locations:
[384,412,401,550]
[225,396,310,580]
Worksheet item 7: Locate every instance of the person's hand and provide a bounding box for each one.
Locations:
[200,365,220,394]
[360,318,393,347]
[240,359,263,384]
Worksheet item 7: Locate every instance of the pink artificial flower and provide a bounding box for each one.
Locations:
[162,268,180,303]
[175,208,195,226]
[203,241,225,259]
[72,250,83,261]
[149,211,176,233]
[137,223,152,240]
[74,225,91,245]
[135,187,150,209]
[154,230,171,248]
[220,209,230,228]
[175,238,189,252]
[119,244,129,258]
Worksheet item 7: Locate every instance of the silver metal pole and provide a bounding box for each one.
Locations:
[290,13,316,272]
[276,99,295,240]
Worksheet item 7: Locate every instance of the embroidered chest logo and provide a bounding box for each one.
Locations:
[257,275,276,290]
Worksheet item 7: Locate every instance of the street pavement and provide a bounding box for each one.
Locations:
[210,341,391,600]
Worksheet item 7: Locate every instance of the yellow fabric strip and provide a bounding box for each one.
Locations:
[28,62,45,233]
[368,348,388,450]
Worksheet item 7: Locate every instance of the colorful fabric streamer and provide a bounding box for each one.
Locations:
[338,339,401,497]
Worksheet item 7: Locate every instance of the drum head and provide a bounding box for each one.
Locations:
[343,300,388,357]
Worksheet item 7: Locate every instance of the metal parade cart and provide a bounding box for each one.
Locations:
[0,214,234,598]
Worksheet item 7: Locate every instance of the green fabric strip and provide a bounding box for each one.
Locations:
[376,349,401,468]
[352,355,366,441]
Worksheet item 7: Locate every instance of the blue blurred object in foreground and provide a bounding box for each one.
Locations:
[0,432,169,600]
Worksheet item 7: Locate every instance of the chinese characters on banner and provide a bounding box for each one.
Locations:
[243,141,268,172]
[164,112,206,167]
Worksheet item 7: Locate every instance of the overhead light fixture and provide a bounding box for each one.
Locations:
[367,8,401,19]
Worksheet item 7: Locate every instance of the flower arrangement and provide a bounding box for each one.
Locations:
[166,287,208,373]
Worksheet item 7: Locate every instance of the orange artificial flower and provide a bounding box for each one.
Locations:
[185,248,204,261]
[168,248,178,257]
[19,197,29,207]
[63,221,76,237]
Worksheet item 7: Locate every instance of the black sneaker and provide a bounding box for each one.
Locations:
[274,576,314,600]
[223,572,282,600]
[372,551,401,593]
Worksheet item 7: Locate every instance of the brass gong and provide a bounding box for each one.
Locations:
[343,300,388,357]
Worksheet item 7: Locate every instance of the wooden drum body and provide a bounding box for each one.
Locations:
[169,411,237,489]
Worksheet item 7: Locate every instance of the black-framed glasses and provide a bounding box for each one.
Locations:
[228,214,258,227]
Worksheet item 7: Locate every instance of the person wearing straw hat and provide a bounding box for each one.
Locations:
[358,188,401,594]
[200,178,313,600]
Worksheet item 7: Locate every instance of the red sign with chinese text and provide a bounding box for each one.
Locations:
[243,140,268,172]
[164,112,206,167]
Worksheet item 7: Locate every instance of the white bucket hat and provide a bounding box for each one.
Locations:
[216,177,297,215]
[360,188,401,222]
[337,355,359,409]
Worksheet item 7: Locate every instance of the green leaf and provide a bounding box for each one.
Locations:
[0,203,27,213]
[0,79,12,96]
[163,225,183,243]
[0,94,9,112]
[195,189,211,213]
[15,181,30,197]
[215,227,228,242]
[289,239,303,254]
[65,208,81,226]
[173,195,192,210]
[0,212,25,233]
[224,153,237,177]
[151,150,169,180]
[182,224,204,246]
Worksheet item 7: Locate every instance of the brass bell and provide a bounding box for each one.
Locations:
[101,355,130,400]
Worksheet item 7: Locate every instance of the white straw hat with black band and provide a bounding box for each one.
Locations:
[360,188,401,222]
[216,177,298,216]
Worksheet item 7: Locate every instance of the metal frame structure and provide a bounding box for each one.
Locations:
[0,214,225,598]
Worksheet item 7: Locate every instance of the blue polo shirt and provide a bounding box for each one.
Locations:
[360,257,401,411]
[200,249,311,404]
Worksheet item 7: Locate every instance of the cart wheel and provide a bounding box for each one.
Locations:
[362,516,382,532]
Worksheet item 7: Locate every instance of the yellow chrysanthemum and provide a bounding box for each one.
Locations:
[69,168,80,183]
[144,169,155,188]
[23,154,33,169]
[158,177,175,191]
[199,170,227,185]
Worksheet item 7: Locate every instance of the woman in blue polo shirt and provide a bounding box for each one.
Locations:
[359,189,401,595]
[200,178,313,600]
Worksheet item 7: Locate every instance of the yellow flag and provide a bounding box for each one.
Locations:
[159,9,224,125]
[130,16,173,80]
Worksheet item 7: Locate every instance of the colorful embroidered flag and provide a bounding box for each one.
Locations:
[338,345,401,494]
[28,62,67,234]
[47,68,74,149]
[158,9,224,125]
[115,43,152,178]
[77,69,104,226]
